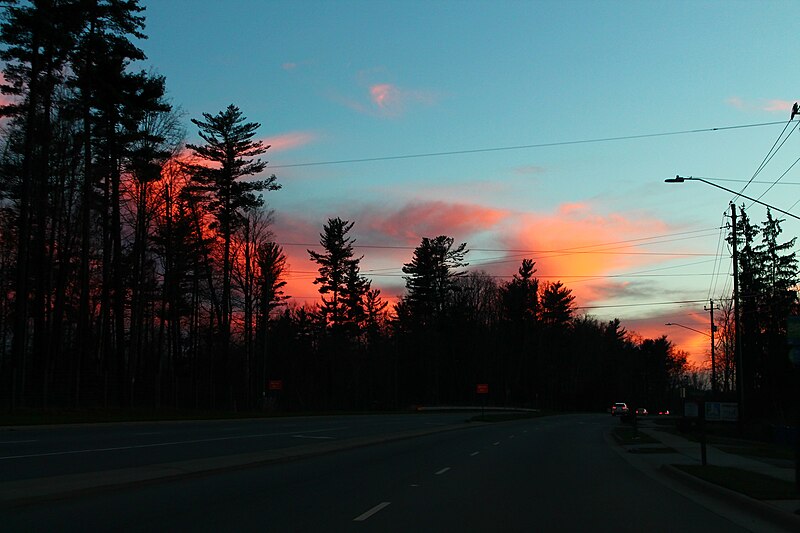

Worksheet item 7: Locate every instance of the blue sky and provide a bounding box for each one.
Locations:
[138,0,800,365]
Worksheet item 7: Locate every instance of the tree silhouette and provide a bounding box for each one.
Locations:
[401,235,468,327]
[186,104,279,406]
[308,217,364,330]
[540,280,575,327]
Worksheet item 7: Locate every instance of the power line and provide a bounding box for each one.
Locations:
[732,119,796,201]
[576,299,709,310]
[752,153,800,206]
[281,227,723,255]
[268,121,786,170]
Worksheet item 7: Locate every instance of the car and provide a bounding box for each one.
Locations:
[611,402,629,416]
[635,407,648,416]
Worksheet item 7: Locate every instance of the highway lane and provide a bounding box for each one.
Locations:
[0,412,472,481]
[2,413,771,532]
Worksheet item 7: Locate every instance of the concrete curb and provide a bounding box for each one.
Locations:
[0,422,477,507]
[660,464,800,531]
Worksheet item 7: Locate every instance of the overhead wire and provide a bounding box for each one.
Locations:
[268,121,786,170]
[707,214,728,302]
[732,119,796,201]
[267,121,790,316]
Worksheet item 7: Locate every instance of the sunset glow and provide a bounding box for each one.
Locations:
[136,0,800,368]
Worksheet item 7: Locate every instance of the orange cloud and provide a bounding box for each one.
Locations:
[272,200,707,344]
[505,206,669,280]
[623,311,712,367]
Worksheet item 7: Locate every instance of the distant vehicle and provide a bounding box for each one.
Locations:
[611,402,628,416]
[635,407,648,416]
[657,409,670,416]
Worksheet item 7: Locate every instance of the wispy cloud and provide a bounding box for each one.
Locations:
[361,201,509,244]
[513,165,546,175]
[726,96,794,114]
[337,81,438,118]
[260,131,317,152]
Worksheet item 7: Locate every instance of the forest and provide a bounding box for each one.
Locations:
[0,2,796,422]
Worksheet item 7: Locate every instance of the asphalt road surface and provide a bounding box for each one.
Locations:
[0,412,471,481]
[2,413,770,532]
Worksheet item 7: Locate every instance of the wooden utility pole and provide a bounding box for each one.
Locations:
[705,299,720,395]
[730,203,744,423]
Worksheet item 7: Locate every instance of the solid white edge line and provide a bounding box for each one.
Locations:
[0,427,349,460]
[353,501,391,521]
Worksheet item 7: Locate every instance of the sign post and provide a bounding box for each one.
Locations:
[476,384,489,419]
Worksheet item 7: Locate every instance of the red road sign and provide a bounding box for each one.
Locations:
[476,383,489,394]
[268,380,283,391]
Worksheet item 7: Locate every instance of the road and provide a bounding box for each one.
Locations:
[0,412,471,481]
[3,413,777,532]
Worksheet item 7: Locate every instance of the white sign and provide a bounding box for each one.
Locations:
[705,402,738,422]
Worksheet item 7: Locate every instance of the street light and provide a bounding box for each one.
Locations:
[665,322,710,338]
[664,175,800,221]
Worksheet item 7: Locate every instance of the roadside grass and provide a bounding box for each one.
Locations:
[675,464,800,500]
[612,426,660,445]
[716,443,795,462]
[661,423,795,462]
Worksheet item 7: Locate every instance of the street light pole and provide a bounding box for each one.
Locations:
[664,176,800,221]
[664,176,757,426]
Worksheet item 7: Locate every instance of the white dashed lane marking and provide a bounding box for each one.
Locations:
[435,467,451,475]
[354,502,391,522]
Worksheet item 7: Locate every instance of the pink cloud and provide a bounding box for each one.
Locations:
[339,82,438,118]
[361,201,509,245]
[0,73,17,108]
[260,131,316,153]
[726,96,794,114]
[370,83,395,108]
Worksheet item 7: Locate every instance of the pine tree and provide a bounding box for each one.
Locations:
[307,217,364,330]
[186,104,279,406]
[540,280,575,328]
[401,235,468,327]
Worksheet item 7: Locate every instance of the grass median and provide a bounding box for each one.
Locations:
[674,464,800,500]
[612,425,660,445]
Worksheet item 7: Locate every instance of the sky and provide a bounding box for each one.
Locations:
[137,0,800,367]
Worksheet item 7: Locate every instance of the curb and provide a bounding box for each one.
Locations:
[660,464,800,531]
[0,422,476,508]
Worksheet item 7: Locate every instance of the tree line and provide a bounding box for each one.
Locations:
[5,1,792,419]
[713,208,800,424]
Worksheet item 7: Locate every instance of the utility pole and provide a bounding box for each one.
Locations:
[705,299,720,396]
[730,203,744,424]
